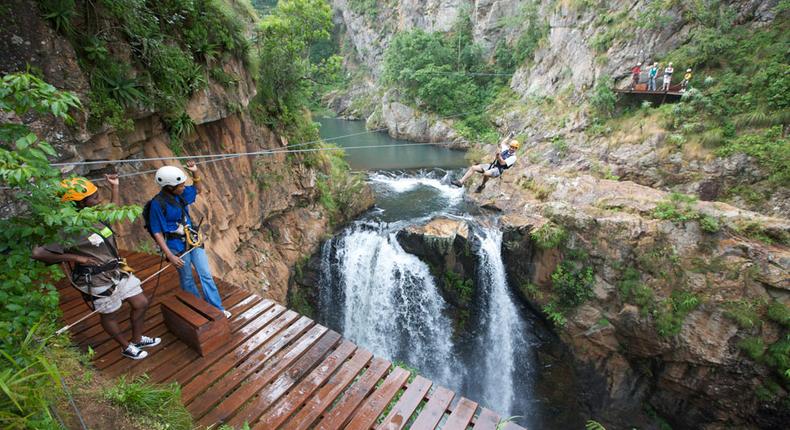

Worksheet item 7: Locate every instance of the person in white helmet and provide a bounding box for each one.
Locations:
[148,161,231,318]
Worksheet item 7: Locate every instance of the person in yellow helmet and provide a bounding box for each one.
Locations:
[452,134,520,193]
[32,174,160,360]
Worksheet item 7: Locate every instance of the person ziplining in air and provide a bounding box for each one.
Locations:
[451,133,520,193]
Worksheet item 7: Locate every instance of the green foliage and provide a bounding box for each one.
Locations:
[551,260,595,309]
[252,0,336,132]
[586,420,607,430]
[0,73,140,347]
[105,375,193,429]
[37,0,76,35]
[288,286,315,318]
[717,126,789,186]
[738,337,765,360]
[618,267,656,314]
[590,76,616,117]
[444,270,474,304]
[655,290,701,337]
[723,300,762,330]
[495,1,548,71]
[381,14,506,139]
[550,135,568,157]
[651,193,719,233]
[164,112,196,155]
[530,221,567,250]
[699,214,720,233]
[542,301,567,327]
[0,324,63,429]
[767,302,790,329]
[348,0,378,17]
[40,0,251,130]
[310,145,367,225]
[646,7,790,182]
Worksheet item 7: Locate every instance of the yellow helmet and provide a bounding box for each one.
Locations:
[509,139,520,149]
[60,177,98,202]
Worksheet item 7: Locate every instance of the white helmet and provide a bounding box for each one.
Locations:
[155,165,187,188]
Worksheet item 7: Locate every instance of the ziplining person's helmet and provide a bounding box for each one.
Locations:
[509,139,520,149]
[155,165,187,188]
[60,177,98,202]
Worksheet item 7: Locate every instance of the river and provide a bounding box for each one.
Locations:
[314,118,586,428]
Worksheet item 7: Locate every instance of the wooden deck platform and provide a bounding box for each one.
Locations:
[58,251,527,430]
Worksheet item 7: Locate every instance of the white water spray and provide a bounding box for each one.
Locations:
[331,226,461,388]
[474,228,532,417]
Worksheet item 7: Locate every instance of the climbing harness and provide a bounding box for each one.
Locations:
[55,246,198,335]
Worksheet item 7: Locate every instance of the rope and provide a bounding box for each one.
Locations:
[54,246,197,336]
[58,374,88,430]
[52,106,491,169]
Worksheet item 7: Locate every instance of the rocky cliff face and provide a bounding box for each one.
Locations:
[329,0,787,216]
[1,0,373,303]
[396,172,789,428]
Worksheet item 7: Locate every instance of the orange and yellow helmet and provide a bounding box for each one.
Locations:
[60,177,98,202]
[509,139,521,149]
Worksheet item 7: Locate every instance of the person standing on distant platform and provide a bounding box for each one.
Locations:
[681,68,693,92]
[648,62,659,91]
[631,62,642,89]
[662,62,674,91]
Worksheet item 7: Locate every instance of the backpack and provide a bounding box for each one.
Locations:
[142,194,188,240]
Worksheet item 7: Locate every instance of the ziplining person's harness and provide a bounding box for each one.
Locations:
[488,146,517,176]
[67,223,135,310]
[487,131,516,175]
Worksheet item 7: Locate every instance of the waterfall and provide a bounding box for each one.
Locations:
[474,228,533,419]
[322,224,462,389]
[315,171,537,425]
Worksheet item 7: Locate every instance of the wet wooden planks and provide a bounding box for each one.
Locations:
[57,251,527,430]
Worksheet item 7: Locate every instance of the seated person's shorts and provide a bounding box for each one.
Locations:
[474,163,502,177]
[94,275,144,314]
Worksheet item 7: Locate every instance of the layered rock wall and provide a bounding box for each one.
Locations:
[1,0,373,302]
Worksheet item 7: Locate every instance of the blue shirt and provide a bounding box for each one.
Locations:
[148,186,197,254]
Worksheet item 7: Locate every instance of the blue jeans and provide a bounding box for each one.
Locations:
[177,247,224,311]
[648,77,656,91]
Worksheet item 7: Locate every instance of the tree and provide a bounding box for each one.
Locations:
[0,72,141,352]
[254,0,336,127]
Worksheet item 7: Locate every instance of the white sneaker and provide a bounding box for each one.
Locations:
[122,344,148,360]
[223,310,232,319]
[134,335,161,349]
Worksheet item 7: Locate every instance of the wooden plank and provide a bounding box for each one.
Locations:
[343,367,410,430]
[251,339,358,430]
[377,375,432,430]
[180,311,306,404]
[284,348,373,430]
[313,357,393,430]
[101,291,247,377]
[192,324,328,424]
[93,293,243,370]
[501,421,525,430]
[224,333,347,428]
[92,290,247,371]
[472,408,500,430]
[442,397,478,430]
[151,301,281,384]
[410,386,455,430]
[162,296,210,327]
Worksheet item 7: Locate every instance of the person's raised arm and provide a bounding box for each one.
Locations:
[185,160,202,194]
[105,173,120,206]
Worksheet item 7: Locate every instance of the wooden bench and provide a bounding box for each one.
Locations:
[161,291,230,356]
